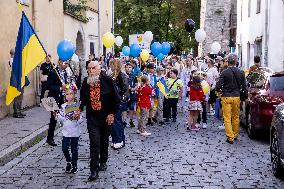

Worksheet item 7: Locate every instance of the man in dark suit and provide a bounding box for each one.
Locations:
[75,61,118,181]
[46,60,68,146]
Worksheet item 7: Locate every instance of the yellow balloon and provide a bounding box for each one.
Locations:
[140,49,150,62]
[102,32,115,48]
[201,80,210,95]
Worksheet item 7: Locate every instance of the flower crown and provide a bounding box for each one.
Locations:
[65,83,78,91]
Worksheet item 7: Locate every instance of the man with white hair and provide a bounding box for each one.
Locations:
[77,61,118,181]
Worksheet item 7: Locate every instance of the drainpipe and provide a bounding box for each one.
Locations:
[98,0,101,56]
[112,0,114,54]
[264,0,269,67]
[32,0,40,104]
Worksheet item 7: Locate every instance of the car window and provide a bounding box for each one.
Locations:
[247,72,266,88]
[269,75,284,91]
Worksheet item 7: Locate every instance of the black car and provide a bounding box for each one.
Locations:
[270,103,284,177]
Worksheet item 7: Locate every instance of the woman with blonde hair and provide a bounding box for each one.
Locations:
[109,59,129,150]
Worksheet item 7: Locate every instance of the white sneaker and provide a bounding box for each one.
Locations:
[136,130,141,134]
[140,131,151,136]
[196,123,200,128]
[202,123,207,129]
[113,142,123,149]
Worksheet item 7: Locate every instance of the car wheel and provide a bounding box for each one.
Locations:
[271,130,283,178]
[247,113,256,139]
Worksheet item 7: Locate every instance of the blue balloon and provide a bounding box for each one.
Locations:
[161,42,171,55]
[151,42,162,57]
[122,46,130,56]
[57,40,75,61]
[130,43,141,57]
[157,53,165,61]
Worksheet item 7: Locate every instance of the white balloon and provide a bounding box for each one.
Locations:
[71,54,79,62]
[144,31,153,42]
[195,29,206,43]
[115,36,123,47]
[211,42,221,54]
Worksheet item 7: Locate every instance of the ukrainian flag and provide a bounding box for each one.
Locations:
[6,12,46,105]
[157,77,169,97]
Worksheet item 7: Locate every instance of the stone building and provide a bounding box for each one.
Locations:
[0,0,113,119]
[199,0,237,56]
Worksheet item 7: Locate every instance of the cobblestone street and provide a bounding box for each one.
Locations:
[0,113,283,189]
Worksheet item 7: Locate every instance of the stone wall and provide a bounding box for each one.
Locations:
[199,0,233,56]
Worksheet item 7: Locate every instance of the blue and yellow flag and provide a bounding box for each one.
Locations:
[6,12,46,105]
[157,77,169,97]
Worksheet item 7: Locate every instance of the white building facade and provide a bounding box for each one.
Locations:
[236,0,284,71]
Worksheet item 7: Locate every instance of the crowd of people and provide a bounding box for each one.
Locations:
[28,51,247,181]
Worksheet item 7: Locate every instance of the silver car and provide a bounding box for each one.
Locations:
[270,103,284,177]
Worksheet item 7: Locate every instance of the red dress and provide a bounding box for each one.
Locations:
[137,85,154,109]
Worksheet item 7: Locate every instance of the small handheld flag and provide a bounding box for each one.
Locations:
[6,12,46,105]
[157,77,169,97]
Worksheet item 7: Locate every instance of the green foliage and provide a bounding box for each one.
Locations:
[63,0,91,23]
[114,0,201,54]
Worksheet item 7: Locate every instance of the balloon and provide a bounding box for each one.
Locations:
[71,53,79,62]
[161,42,171,55]
[102,32,115,48]
[57,39,75,61]
[130,43,141,57]
[184,19,195,33]
[115,36,123,47]
[140,49,150,62]
[195,29,206,43]
[201,80,210,95]
[157,53,165,61]
[211,42,221,54]
[151,42,162,57]
[122,46,130,56]
[144,31,153,42]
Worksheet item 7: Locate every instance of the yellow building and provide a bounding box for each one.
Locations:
[0,0,113,119]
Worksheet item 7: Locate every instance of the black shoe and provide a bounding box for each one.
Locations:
[164,118,170,123]
[19,112,26,117]
[152,117,158,123]
[47,140,57,146]
[88,170,99,181]
[65,162,72,173]
[146,118,152,126]
[172,118,177,122]
[234,137,238,141]
[99,163,107,171]
[226,138,234,144]
[70,166,77,174]
[159,121,165,126]
[129,120,135,128]
[13,114,25,118]
[186,126,190,130]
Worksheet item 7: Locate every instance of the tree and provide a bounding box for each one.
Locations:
[114,0,201,55]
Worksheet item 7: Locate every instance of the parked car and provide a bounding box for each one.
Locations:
[240,68,284,138]
[270,103,284,177]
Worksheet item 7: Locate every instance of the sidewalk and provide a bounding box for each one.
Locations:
[0,106,50,166]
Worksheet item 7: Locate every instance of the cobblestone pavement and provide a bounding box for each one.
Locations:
[0,113,283,189]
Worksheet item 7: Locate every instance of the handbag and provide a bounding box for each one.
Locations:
[230,68,248,101]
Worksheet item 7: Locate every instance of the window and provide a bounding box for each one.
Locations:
[90,42,95,56]
[255,37,262,59]
[256,0,261,14]
[247,42,251,67]
[248,0,251,17]
[269,76,284,91]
